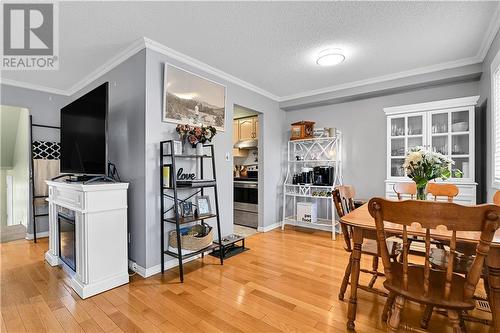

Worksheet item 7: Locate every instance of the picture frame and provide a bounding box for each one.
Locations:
[163,64,226,131]
[195,196,212,216]
[179,201,193,217]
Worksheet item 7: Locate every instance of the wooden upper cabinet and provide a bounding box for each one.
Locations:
[232,119,240,145]
[254,118,259,138]
[239,118,255,140]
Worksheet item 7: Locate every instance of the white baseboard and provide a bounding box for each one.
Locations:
[128,254,202,278]
[257,222,281,232]
[25,231,49,240]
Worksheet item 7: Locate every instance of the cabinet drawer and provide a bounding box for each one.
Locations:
[51,187,84,210]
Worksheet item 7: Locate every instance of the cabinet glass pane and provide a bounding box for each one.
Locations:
[431,113,448,134]
[391,138,405,157]
[452,157,470,179]
[432,136,448,155]
[391,158,405,177]
[391,118,405,136]
[451,134,469,155]
[407,116,423,135]
[408,137,422,150]
[451,111,469,132]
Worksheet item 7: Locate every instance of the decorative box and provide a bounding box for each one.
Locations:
[290,121,315,140]
[297,202,317,223]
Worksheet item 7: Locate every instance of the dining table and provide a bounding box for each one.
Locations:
[340,202,500,332]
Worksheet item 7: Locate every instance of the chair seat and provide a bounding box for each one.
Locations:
[383,262,475,310]
[361,239,400,257]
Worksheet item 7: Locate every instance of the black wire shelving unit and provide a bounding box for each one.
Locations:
[160,140,223,282]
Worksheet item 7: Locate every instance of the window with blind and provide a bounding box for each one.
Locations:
[492,50,500,188]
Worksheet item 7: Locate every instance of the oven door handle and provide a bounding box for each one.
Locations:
[234,183,258,189]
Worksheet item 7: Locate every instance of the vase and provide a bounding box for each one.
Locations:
[416,182,428,200]
[196,142,203,156]
[182,136,194,155]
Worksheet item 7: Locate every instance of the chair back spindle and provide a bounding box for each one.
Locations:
[423,228,431,297]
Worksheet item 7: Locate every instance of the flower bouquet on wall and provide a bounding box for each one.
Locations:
[176,124,217,155]
[403,146,455,200]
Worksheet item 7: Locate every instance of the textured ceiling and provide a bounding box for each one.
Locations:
[2,1,499,98]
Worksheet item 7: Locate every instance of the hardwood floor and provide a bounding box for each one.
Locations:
[0,227,493,332]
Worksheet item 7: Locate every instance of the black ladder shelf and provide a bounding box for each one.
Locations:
[160,140,223,282]
[29,116,60,243]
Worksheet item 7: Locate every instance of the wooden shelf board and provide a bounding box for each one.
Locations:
[163,214,217,224]
[164,243,220,259]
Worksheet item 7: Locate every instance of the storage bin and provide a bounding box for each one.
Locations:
[168,225,213,251]
[297,202,317,223]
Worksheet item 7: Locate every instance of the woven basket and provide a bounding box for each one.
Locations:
[168,225,213,251]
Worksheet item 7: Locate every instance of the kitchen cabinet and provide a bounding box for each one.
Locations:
[239,117,257,140]
[233,116,258,157]
[384,96,479,204]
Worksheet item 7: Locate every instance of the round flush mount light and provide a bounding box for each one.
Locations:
[316,48,345,66]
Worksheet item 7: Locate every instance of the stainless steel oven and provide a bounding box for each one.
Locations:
[234,179,258,228]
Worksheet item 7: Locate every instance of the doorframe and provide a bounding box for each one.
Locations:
[6,175,13,226]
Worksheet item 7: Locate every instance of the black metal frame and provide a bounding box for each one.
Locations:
[30,116,60,243]
[57,212,76,271]
[160,140,223,282]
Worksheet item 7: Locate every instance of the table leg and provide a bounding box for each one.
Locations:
[487,249,500,333]
[347,227,363,330]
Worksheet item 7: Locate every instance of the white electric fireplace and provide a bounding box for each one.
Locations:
[45,181,129,299]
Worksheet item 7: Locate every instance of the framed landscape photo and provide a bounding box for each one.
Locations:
[163,64,226,131]
[196,196,212,216]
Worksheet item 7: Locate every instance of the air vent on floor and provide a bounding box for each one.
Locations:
[476,299,491,313]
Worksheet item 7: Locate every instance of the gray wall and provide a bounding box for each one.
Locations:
[144,49,284,270]
[69,50,147,267]
[285,80,480,199]
[479,29,500,202]
[1,84,68,234]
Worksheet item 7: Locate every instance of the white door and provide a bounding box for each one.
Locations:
[6,175,13,226]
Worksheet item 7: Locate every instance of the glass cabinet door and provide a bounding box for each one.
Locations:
[389,114,425,178]
[429,109,472,180]
[450,109,471,179]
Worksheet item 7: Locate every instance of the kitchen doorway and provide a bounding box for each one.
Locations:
[232,105,261,237]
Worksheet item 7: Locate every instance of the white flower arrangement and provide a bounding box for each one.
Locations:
[403,146,454,183]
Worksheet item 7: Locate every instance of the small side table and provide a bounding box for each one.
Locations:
[211,234,248,259]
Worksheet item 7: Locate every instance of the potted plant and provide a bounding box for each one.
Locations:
[176,124,217,155]
[403,146,455,200]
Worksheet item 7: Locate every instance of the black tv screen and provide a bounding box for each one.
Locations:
[60,82,108,175]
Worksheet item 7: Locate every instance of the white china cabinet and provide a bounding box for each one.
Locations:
[384,96,479,204]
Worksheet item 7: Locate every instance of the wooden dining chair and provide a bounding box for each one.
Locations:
[333,186,400,301]
[427,183,459,202]
[393,182,417,200]
[368,198,500,333]
[494,190,500,205]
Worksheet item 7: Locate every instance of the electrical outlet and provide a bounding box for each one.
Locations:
[131,262,138,272]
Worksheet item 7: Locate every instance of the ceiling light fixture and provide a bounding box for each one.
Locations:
[316,48,345,66]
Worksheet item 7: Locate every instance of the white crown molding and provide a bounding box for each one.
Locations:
[143,37,280,101]
[278,56,482,102]
[66,38,147,96]
[478,3,500,60]
[383,95,480,115]
[2,4,500,104]
[1,78,69,96]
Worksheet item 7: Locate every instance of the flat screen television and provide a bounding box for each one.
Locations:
[60,82,108,175]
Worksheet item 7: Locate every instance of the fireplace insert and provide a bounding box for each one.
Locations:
[58,210,76,271]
